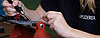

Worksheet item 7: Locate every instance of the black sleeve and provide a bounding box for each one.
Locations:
[40,0,59,12]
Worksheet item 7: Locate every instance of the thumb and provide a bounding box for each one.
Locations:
[42,13,49,22]
[13,0,19,6]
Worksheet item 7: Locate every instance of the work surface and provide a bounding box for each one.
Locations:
[0,22,15,38]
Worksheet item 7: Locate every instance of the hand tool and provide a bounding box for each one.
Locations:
[7,0,31,20]
[7,20,50,26]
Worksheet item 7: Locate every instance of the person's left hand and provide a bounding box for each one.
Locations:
[43,11,71,37]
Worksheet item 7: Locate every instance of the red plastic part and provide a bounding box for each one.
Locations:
[33,21,50,38]
[10,21,50,38]
[10,25,33,38]
[14,14,21,20]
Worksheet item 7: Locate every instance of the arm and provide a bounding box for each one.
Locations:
[27,4,100,38]
[24,5,46,21]
[65,26,100,38]
[43,11,100,38]
[68,27,100,38]
[3,0,46,21]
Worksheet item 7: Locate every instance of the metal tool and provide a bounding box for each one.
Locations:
[0,15,49,27]
[7,20,50,26]
[7,0,31,20]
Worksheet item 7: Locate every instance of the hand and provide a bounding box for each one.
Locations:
[43,11,71,37]
[3,0,18,16]
[3,0,28,16]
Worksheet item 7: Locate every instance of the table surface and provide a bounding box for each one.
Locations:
[0,22,15,38]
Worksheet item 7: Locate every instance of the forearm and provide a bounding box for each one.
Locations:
[64,26,100,38]
[24,5,46,21]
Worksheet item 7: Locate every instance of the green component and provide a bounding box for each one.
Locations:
[45,26,62,38]
[21,0,40,10]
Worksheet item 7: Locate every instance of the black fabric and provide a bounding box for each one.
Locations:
[41,0,100,35]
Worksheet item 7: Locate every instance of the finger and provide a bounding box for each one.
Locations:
[7,11,16,14]
[48,11,62,15]
[50,24,55,30]
[42,13,48,18]
[3,0,12,6]
[5,12,17,16]
[42,11,57,21]
[18,1,22,7]
[6,7,16,12]
[47,11,63,19]
[49,21,57,30]
[48,18,55,24]
[42,13,49,22]
[42,16,49,22]
[48,18,56,30]
[43,11,61,21]
[13,0,19,6]
[6,11,16,14]
[47,12,56,20]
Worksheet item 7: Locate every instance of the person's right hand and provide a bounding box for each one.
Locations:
[3,0,28,16]
[2,0,19,16]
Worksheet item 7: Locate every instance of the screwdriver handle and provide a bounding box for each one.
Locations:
[7,0,13,4]
[7,0,24,14]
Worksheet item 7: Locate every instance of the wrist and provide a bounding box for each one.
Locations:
[24,10,40,21]
[63,27,75,38]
